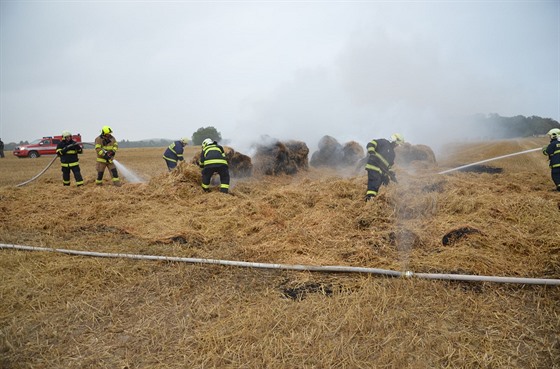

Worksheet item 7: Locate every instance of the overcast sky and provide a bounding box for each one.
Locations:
[1,1,558,152]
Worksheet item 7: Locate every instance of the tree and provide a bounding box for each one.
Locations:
[191,126,222,145]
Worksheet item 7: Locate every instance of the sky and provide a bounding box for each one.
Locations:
[1,1,559,153]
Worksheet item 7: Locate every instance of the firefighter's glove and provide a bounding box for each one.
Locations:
[198,161,204,168]
[388,171,398,183]
[381,174,390,186]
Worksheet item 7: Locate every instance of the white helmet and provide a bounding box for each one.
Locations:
[547,128,560,139]
[390,133,405,145]
[62,130,72,138]
[202,138,213,147]
[181,137,189,145]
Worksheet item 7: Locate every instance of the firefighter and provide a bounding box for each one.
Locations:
[198,138,230,193]
[94,125,121,186]
[542,128,560,191]
[56,131,84,186]
[163,137,189,171]
[364,133,404,202]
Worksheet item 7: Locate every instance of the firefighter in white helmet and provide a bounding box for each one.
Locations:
[56,130,84,186]
[364,133,404,202]
[542,128,560,191]
[163,137,189,171]
[94,125,120,186]
[198,138,230,193]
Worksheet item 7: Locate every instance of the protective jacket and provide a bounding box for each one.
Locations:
[366,138,395,175]
[163,141,185,163]
[95,134,118,163]
[56,140,83,166]
[543,138,560,169]
[199,142,228,168]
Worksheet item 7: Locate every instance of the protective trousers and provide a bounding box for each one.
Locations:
[366,169,384,197]
[96,162,121,185]
[62,165,84,186]
[201,165,230,193]
[552,168,560,191]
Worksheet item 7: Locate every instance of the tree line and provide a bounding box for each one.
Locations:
[3,117,559,151]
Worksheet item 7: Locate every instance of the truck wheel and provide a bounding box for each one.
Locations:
[28,151,40,158]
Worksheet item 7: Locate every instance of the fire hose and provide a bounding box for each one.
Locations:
[15,142,95,187]
[1,243,559,285]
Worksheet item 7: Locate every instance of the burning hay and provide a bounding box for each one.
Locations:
[252,139,309,175]
[224,147,253,178]
[395,143,437,166]
[442,226,482,246]
[310,135,364,168]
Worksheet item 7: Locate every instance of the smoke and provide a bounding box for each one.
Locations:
[223,4,558,157]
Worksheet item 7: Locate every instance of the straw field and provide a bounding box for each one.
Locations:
[1,138,559,369]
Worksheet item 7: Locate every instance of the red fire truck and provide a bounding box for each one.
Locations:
[13,134,82,158]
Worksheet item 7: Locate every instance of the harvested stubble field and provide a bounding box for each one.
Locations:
[0,138,559,369]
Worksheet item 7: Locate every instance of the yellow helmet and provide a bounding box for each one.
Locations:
[547,128,560,139]
[181,137,189,145]
[61,130,72,138]
[101,126,113,135]
[390,133,405,145]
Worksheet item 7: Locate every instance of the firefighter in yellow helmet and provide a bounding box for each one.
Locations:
[364,133,404,201]
[542,128,560,191]
[198,138,230,193]
[56,130,84,186]
[163,137,189,171]
[94,125,120,186]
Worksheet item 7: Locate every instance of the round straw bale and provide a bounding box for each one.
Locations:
[225,147,253,178]
[310,135,344,167]
[253,139,309,175]
[342,141,364,165]
[395,143,437,166]
[285,140,309,170]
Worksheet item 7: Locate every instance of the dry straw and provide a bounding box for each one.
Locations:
[0,139,559,368]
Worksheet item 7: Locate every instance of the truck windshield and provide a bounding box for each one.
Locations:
[30,139,42,144]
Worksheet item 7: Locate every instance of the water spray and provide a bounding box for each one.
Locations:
[437,147,542,175]
[113,160,145,183]
[15,142,145,186]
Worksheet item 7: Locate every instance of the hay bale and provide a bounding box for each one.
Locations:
[253,139,309,175]
[310,135,343,167]
[395,143,437,166]
[285,140,309,170]
[311,136,364,168]
[225,148,253,178]
[342,141,364,165]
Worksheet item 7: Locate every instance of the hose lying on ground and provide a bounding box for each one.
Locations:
[1,243,559,286]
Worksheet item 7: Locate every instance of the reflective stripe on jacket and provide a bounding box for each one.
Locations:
[543,138,560,168]
[200,143,228,167]
[95,134,118,163]
[365,138,395,174]
[56,140,82,165]
[163,141,185,163]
